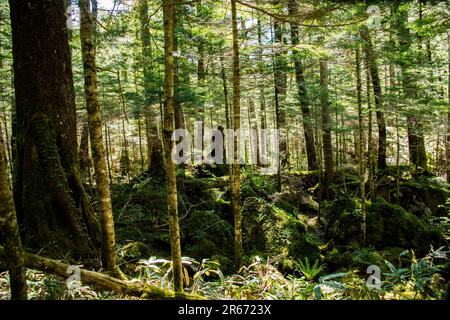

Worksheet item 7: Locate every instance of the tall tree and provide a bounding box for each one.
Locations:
[287,0,318,171]
[392,2,427,170]
[162,0,183,293]
[360,26,387,170]
[320,59,333,198]
[0,123,27,300]
[231,0,242,270]
[79,0,119,276]
[9,0,100,257]
[139,0,162,172]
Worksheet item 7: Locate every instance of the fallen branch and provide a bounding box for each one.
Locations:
[0,245,204,300]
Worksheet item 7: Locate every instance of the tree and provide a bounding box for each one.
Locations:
[79,0,119,276]
[0,122,27,300]
[9,0,100,257]
[231,0,242,270]
[287,0,318,171]
[320,59,333,199]
[139,0,162,173]
[360,26,387,170]
[162,0,183,293]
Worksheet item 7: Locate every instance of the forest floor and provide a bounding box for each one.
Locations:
[1,164,449,300]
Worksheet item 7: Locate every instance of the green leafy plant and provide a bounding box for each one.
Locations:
[296,257,325,281]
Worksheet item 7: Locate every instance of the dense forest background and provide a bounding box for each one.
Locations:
[0,0,449,300]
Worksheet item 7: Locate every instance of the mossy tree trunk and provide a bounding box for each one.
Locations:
[79,0,119,276]
[9,0,100,258]
[231,0,243,270]
[163,0,183,293]
[0,123,27,300]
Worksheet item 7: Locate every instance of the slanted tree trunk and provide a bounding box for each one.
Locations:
[0,123,27,300]
[320,60,333,199]
[9,0,100,258]
[231,0,243,270]
[79,0,118,276]
[360,26,387,170]
[288,0,318,171]
[0,245,203,300]
[163,0,183,293]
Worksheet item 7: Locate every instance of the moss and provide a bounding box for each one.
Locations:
[366,197,444,253]
[241,197,320,271]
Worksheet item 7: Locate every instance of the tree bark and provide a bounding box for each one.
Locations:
[0,123,27,300]
[163,0,183,293]
[9,0,100,258]
[231,0,243,270]
[79,0,118,276]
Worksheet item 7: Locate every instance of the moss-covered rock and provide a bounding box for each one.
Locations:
[398,176,450,217]
[241,197,321,271]
[366,197,443,253]
[323,196,444,254]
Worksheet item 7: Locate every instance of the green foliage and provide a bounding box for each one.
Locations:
[296,257,325,281]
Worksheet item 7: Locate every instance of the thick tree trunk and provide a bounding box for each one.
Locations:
[9,0,100,258]
[360,26,387,170]
[231,0,243,270]
[79,0,119,275]
[288,0,318,171]
[320,60,333,199]
[0,124,27,300]
[163,0,183,293]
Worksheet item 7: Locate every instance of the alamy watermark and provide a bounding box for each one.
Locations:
[171,122,280,175]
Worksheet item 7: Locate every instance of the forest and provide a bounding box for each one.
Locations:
[0,0,449,301]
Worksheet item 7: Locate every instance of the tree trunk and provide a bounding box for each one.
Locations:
[0,123,27,300]
[163,0,183,293]
[320,60,333,199]
[79,0,119,276]
[79,123,91,176]
[447,30,450,182]
[355,47,366,245]
[231,0,243,270]
[360,26,387,170]
[9,0,100,258]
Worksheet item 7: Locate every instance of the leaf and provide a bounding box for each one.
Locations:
[183,267,190,287]
[319,272,348,282]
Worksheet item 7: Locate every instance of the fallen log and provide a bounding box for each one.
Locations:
[0,245,204,300]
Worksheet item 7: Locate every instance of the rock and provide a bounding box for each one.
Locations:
[241,196,321,271]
